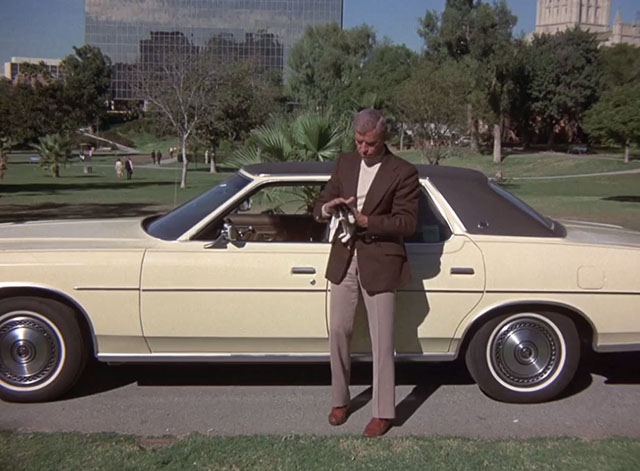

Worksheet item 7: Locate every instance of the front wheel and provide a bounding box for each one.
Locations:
[0,297,88,402]
[465,311,580,403]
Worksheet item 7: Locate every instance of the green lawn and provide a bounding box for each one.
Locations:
[395,149,640,177]
[1,432,639,471]
[0,153,228,222]
[1,150,639,231]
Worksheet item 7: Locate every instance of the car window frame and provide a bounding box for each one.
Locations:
[406,186,454,245]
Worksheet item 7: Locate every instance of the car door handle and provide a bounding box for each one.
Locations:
[450,267,475,275]
[291,267,316,275]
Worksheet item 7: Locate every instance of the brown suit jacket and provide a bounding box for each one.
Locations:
[313,148,420,293]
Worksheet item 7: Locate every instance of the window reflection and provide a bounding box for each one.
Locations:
[85,0,343,100]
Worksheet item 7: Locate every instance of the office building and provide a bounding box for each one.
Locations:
[85,0,344,100]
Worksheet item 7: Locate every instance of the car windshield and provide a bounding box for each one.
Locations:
[145,173,251,240]
[490,183,555,231]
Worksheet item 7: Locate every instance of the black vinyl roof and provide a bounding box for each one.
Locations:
[243,162,562,238]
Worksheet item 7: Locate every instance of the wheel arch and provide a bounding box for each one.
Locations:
[457,300,595,358]
[0,285,97,357]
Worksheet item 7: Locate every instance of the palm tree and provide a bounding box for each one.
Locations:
[228,112,347,168]
[32,134,73,178]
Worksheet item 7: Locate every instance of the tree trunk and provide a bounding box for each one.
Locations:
[399,124,405,151]
[468,103,480,153]
[547,127,555,149]
[180,137,188,188]
[624,140,630,164]
[209,149,217,173]
[493,121,502,164]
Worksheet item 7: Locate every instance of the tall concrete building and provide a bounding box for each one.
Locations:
[535,0,640,46]
[85,0,344,100]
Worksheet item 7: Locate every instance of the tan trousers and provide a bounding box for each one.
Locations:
[330,254,396,419]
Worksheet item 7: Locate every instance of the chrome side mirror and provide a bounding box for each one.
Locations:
[205,222,236,249]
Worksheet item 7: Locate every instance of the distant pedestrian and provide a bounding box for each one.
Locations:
[169,147,174,159]
[157,151,162,165]
[125,157,134,180]
[151,149,156,165]
[115,158,124,179]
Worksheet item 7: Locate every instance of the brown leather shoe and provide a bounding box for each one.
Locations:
[328,406,349,426]
[363,418,392,437]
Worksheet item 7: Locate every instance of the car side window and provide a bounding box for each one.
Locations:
[245,185,321,215]
[406,190,452,243]
[194,183,327,243]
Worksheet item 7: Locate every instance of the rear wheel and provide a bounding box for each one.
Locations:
[0,297,87,402]
[465,311,580,403]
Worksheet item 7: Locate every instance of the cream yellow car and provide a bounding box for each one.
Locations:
[1,162,639,404]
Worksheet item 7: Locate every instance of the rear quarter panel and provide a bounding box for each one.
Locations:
[461,237,640,351]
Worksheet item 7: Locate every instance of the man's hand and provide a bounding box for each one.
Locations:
[353,211,368,228]
[322,196,355,217]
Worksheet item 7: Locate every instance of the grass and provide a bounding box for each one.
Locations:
[0,153,228,222]
[1,148,639,231]
[1,432,640,471]
[395,149,640,177]
[502,174,640,230]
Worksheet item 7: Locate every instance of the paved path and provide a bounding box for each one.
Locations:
[1,352,639,438]
[513,167,640,180]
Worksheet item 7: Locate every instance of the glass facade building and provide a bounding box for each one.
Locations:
[85,0,343,100]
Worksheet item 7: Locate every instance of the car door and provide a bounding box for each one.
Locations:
[348,190,485,356]
[140,182,331,356]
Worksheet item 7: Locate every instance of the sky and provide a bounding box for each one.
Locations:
[0,0,638,66]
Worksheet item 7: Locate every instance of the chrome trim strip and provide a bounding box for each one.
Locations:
[74,287,139,291]
[140,288,326,293]
[594,343,640,353]
[486,290,640,296]
[97,352,457,363]
[398,289,483,294]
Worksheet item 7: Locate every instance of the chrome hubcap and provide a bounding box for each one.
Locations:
[0,315,61,387]
[490,316,561,388]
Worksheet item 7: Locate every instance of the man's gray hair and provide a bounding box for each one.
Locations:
[353,108,386,136]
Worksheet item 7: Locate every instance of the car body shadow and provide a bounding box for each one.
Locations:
[65,352,640,418]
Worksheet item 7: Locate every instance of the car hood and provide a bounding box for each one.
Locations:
[559,219,640,249]
[0,218,154,250]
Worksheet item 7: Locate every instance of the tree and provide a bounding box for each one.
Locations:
[600,43,640,89]
[195,61,281,173]
[528,28,604,145]
[0,137,13,180]
[229,112,347,167]
[470,1,518,163]
[418,0,518,161]
[32,134,73,177]
[135,48,221,188]
[287,23,376,114]
[395,59,469,165]
[61,45,112,131]
[353,42,418,112]
[584,83,640,163]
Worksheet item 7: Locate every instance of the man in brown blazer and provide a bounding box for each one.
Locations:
[314,109,420,437]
